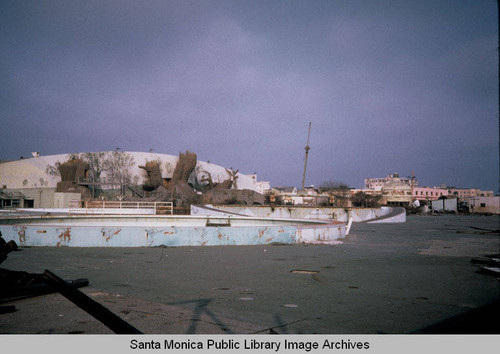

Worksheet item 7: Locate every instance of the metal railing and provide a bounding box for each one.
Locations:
[75,201,173,215]
[77,177,133,185]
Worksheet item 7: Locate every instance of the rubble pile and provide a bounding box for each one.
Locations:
[56,157,92,198]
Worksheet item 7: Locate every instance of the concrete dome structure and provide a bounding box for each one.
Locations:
[0,151,264,208]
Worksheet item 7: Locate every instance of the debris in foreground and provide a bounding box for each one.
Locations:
[0,234,141,334]
[42,269,142,334]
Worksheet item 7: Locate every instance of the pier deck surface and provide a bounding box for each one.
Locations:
[1,215,498,334]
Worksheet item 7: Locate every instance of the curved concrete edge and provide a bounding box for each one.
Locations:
[193,205,406,223]
[191,204,251,217]
[361,207,406,223]
[191,204,346,244]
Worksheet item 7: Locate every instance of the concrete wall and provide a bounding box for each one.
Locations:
[0,223,296,247]
[54,192,81,208]
[1,188,55,208]
[466,196,500,214]
[431,198,458,212]
[192,205,406,223]
[0,214,346,247]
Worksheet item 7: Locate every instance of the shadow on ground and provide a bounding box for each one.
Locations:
[413,300,500,334]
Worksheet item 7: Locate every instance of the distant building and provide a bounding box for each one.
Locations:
[273,186,298,195]
[381,179,413,206]
[364,173,496,208]
[413,186,449,201]
[363,173,414,206]
[301,185,318,195]
[365,173,416,191]
[271,186,330,206]
[272,186,297,205]
[247,174,270,195]
[256,181,271,195]
[447,188,494,199]
[465,196,499,214]
[0,190,29,208]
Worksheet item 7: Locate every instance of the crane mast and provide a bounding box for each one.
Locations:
[301,122,311,191]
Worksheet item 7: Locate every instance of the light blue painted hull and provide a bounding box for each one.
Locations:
[0,213,345,247]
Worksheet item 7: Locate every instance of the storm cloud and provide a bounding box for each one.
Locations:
[1,0,498,191]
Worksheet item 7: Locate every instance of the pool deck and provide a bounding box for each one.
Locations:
[0,214,499,334]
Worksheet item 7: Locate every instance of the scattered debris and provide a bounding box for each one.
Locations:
[254,318,306,334]
[0,268,89,303]
[168,151,199,208]
[42,269,142,334]
[55,157,91,198]
[477,267,500,276]
[471,257,500,267]
[139,160,163,192]
[0,232,19,264]
[2,235,88,304]
[291,269,323,283]
[138,150,265,209]
[0,235,140,334]
[201,168,239,191]
[469,227,500,234]
[309,240,343,245]
[457,227,500,235]
[2,236,85,301]
[291,270,319,274]
[0,305,16,314]
[472,254,500,277]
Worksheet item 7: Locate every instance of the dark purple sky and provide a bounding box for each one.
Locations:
[1,0,498,192]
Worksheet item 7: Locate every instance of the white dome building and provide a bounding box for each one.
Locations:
[0,151,264,208]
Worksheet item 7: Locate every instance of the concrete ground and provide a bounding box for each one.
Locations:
[0,214,498,334]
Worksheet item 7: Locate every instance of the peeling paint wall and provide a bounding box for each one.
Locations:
[0,223,299,247]
[0,214,345,247]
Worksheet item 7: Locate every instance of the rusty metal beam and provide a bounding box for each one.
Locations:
[42,269,142,334]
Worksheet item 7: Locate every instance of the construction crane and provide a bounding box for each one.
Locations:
[301,122,311,191]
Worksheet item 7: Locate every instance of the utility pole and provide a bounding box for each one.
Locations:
[410,171,415,200]
[301,122,311,191]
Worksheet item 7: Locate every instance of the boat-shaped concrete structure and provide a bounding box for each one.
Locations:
[0,205,405,247]
[0,210,345,247]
